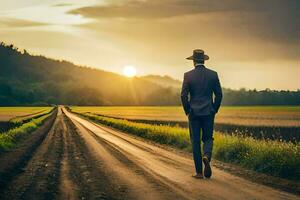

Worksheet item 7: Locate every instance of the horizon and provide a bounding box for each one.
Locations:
[0,0,299,90]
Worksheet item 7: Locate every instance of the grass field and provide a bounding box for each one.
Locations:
[0,107,53,122]
[73,111,300,181]
[71,106,300,127]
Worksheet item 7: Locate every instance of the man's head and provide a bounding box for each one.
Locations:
[186,49,209,66]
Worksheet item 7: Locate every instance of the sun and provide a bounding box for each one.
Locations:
[123,65,137,78]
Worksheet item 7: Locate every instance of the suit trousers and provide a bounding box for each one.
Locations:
[188,114,215,174]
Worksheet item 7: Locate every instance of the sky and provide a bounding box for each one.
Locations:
[0,0,299,90]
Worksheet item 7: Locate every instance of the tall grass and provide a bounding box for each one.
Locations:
[0,114,51,153]
[79,112,300,180]
[214,134,300,179]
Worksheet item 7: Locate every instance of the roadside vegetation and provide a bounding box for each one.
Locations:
[74,112,300,181]
[71,106,300,142]
[0,109,55,153]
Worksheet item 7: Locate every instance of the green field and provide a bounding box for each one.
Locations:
[71,106,300,127]
[0,107,53,122]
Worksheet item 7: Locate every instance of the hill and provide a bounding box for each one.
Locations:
[0,43,180,106]
[141,75,182,89]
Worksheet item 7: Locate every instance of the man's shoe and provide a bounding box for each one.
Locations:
[192,173,204,179]
[203,156,212,178]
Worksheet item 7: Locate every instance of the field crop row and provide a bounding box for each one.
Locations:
[71,106,300,127]
[75,113,300,142]
[74,112,300,181]
[0,107,54,133]
[0,107,53,122]
[0,112,53,153]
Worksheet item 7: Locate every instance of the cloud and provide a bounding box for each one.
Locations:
[69,0,300,19]
[69,0,265,19]
[69,0,300,43]
[0,17,48,28]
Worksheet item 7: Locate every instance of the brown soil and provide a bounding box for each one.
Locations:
[0,108,57,190]
[0,108,131,200]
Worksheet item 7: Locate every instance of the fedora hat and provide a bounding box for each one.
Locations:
[186,49,209,61]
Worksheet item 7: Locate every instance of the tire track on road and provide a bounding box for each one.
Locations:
[58,114,78,200]
[61,110,133,200]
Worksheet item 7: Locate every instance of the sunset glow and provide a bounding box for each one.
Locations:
[123,65,137,78]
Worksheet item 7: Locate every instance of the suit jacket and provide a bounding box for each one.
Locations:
[181,65,222,116]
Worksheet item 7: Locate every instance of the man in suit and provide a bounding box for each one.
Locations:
[181,49,222,179]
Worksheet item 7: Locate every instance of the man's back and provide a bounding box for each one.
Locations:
[181,65,222,116]
[183,49,222,178]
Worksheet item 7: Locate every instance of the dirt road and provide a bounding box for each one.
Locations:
[0,107,298,200]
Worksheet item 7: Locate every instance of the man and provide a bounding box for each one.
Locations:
[181,49,222,179]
